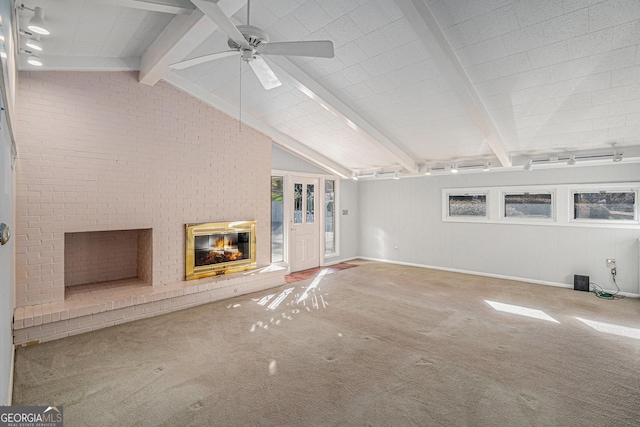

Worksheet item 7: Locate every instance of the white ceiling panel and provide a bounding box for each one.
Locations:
[15,0,640,175]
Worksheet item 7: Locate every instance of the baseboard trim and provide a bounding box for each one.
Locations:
[357,257,640,298]
[323,257,359,267]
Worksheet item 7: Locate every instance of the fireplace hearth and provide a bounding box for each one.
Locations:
[186,221,257,280]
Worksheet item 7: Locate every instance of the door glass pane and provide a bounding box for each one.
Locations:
[271,176,284,263]
[294,183,303,224]
[325,180,335,255]
[306,184,315,223]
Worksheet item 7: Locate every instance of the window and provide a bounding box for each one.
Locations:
[504,193,553,219]
[325,180,336,255]
[271,176,284,263]
[448,194,487,217]
[573,191,636,221]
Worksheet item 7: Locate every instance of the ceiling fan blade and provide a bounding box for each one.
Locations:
[257,40,334,58]
[191,0,250,49]
[249,56,282,90]
[169,50,238,69]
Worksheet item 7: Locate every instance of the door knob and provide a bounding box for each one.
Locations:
[0,223,10,245]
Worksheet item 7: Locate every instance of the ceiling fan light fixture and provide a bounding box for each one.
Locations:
[27,54,42,66]
[28,7,49,36]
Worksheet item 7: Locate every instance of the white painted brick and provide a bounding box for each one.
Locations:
[15,71,272,308]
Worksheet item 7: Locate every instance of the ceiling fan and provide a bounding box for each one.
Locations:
[170,0,335,90]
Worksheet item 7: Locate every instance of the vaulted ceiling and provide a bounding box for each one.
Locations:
[14,0,640,177]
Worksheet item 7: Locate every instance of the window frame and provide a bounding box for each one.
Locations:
[570,188,638,224]
[442,182,640,229]
[442,191,490,222]
[500,190,556,222]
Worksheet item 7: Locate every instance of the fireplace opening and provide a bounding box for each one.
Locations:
[64,229,153,292]
[194,232,250,266]
[186,221,256,280]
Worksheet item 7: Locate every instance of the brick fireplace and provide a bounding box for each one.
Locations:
[13,71,285,345]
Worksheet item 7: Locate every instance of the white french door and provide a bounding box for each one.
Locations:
[288,176,320,272]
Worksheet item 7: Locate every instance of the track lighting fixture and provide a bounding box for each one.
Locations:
[27,6,49,35]
[567,155,576,166]
[450,164,458,173]
[523,159,533,171]
[483,162,491,172]
[393,170,400,180]
[351,173,359,181]
[612,151,622,162]
[27,54,42,66]
[25,34,42,51]
[424,167,431,176]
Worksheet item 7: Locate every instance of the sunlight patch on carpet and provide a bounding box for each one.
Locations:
[485,300,559,323]
[575,317,640,340]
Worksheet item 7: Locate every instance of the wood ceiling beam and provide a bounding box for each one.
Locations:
[138,0,245,86]
[164,72,352,178]
[395,0,512,167]
[267,57,420,174]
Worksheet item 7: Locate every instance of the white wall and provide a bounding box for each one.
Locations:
[333,178,359,262]
[0,103,15,404]
[272,144,329,175]
[358,163,640,295]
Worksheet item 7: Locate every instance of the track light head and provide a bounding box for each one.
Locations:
[567,155,576,166]
[523,159,533,171]
[483,162,491,172]
[612,151,622,162]
[28,7,49,35]
[450,164,458,173]
[27,55,42,66]
[25,35,42,51]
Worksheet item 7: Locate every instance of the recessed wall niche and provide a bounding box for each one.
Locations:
[64,229,153,293]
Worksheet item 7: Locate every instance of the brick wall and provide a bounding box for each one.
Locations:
[64,230,139,286]
[15,71,271,307]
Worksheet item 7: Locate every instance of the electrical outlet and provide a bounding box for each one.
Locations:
[606,258,616,269]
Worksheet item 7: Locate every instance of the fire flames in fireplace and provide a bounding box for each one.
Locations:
[185,221,257,280]
[194,232,249,267]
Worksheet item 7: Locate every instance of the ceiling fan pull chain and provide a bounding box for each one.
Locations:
[246,0,250,25]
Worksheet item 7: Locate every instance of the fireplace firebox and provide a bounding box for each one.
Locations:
[185,221,257,280]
